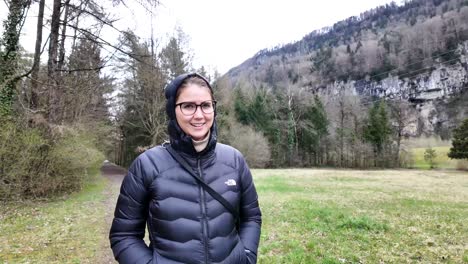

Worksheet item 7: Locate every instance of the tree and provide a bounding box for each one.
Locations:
[62,37,112,123]
[117,32,168,165]
[159,29,192,79]
[448,118,468,160]
[46,0,63,124]
[424,147,437,169]
[29,0,45,110]
[364,100,392,166]
[0,0,31,116]
[301,95,329,166]
[389,99,417,165]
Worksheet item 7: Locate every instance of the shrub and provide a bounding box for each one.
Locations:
[227,124,271,168]
[424,147,437,169]
[0,120,105,200]
[43,125,105,196]
[0,120,48,199]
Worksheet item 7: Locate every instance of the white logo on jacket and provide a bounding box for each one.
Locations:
[224,179,237,186]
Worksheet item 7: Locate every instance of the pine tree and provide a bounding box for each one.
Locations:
[159,35,189,79]
[448,118,468,160]
[364,100,392,166]
[301,95,329,166]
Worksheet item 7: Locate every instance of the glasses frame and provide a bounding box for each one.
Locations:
[175,100,217,116]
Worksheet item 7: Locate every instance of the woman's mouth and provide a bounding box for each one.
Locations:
[191,123,205,128]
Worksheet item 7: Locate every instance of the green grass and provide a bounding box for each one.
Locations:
[403,136,468,170]
[411,146,460,169]
[254,169,468,264]
[2,168,467,263]
[0,175,109,264]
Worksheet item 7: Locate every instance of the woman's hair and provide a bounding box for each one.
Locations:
[175,76,214,101]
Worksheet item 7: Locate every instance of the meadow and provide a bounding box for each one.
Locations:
[1,168,467,263]
[0,175,111,263]
[255,169,468,263]
[403,136,468,170]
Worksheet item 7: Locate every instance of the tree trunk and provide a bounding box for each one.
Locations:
[57,0,70,72]
[339,100,345,167]
[30,0,45,110]
[47,0,62,124]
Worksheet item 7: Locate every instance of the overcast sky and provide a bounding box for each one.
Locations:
[1,0,399,75]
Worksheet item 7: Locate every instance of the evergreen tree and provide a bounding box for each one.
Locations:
[159,35,189,79]
[118,32,168,165]
[63,38,112,123]
[303,95,329,165]
[448,118,468,160]
[234,88,274,134]
[364,100,391,157]
[310,95,329,139]
[233,89,249,125]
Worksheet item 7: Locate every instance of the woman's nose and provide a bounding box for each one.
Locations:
[193,106,204,118]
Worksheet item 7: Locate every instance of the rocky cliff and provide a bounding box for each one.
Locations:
[312,41,467,138]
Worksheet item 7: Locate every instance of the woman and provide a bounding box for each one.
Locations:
[109,73,262,264]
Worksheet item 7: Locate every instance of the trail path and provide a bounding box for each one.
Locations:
[98,162,127,264]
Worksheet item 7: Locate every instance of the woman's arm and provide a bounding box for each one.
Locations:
[109,157,153,264]
[238,157,262,264]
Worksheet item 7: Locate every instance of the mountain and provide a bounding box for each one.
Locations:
[223,0,468,138]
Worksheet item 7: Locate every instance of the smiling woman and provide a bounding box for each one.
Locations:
[174,77,215,141]
[109,72,262,264]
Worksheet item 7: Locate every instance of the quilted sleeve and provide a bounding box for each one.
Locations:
[109,156,152,264]
[238,155,262,263]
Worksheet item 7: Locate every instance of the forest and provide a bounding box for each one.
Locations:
[1,0,468,200]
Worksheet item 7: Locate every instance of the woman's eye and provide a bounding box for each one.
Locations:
[201,103,212,109]
[182,104,195,110]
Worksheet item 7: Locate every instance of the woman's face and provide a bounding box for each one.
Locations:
[175,84,214,141]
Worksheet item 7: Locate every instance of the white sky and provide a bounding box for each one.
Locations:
[1,0,399,75]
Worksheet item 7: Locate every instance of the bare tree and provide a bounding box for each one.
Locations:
[389,99,417,165]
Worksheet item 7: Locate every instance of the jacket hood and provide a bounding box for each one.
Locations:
[165,72,218,156]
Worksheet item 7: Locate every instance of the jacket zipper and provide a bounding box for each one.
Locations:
[198,158,210,264]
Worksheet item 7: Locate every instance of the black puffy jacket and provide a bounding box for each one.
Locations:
[109,73,262,264]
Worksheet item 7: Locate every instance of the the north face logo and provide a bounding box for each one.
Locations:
[224,179,236,186]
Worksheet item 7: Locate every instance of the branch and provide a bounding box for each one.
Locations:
[67,3,133,40]
[59,65,107,73]
[65,24,148,65]
[7,34,50,84]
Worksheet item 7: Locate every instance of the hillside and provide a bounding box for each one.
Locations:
[223,0,468,138]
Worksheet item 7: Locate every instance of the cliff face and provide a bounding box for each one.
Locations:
[319,42,468,138]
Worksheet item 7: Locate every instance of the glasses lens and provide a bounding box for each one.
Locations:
[201,101,214,114]
[180,103,196,115]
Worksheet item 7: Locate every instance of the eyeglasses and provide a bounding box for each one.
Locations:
[175,100,217,116]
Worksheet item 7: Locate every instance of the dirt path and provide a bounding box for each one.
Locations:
[99,162,127,264]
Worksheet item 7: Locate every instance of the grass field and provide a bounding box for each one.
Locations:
[254,169,468,263]
[410,146,464,169]
[1,168,467,263]
[404,136,468,170]
[0,175,109,264]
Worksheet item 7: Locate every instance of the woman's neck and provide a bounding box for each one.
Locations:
[192,132,210,152]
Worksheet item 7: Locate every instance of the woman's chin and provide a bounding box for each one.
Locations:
[190,131,208,141]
